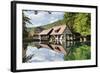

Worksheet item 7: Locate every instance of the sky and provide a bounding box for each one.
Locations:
[23,10,64,27]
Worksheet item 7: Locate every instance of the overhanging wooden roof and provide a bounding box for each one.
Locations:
[50,25,72,35]
[39,28,53,35]
[39,25,72,35]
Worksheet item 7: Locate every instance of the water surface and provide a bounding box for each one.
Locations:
[23,41,91,63]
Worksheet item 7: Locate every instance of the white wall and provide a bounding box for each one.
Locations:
[0,0,100,73]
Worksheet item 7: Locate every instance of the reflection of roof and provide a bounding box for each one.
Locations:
[50,25,72,35]
[51,44,67,55]
[39,28,53,35]
[38,44,67,55]
[39,44,50,49]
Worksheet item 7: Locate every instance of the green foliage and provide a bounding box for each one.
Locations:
[74,13,91,36]
[64,45,91,60]
[63,12,77,31]
[63,12,91,36]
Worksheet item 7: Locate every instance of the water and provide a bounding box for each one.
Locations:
[22,41,91,63]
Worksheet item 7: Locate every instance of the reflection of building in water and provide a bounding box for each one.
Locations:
[22,40,84,63]
[50,44,67,55]
[39,44,51,49]
[22,40,76,62]
[38,43,67,55]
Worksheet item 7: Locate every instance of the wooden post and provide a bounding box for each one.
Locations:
[80,37,82,42]
[67,35,69,41]
[70,34,73,41]
[39,35,41,41]
[83,37,87,42]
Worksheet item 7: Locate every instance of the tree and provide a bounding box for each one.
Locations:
[63,12,77,32]
[22,11,32,38]
[63,12,91,42]
[74,13,91,36]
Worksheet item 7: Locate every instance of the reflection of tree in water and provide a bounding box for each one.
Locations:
[23,54,34,63]
[64,42,91,60]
